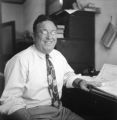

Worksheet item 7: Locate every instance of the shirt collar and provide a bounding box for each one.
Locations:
[32,44,52,59]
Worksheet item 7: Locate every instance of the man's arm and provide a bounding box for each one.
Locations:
[72,78,89,91]
[72,78,102,91]
[62,54,101,90]
[0,56,27,115]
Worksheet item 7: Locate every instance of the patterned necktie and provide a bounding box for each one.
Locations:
[46,54,60,108]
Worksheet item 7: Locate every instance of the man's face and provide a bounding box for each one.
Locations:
[34,20,57,54]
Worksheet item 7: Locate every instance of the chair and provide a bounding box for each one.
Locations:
[0,74,6,120]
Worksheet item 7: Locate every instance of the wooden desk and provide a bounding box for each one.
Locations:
[61,87,117,120]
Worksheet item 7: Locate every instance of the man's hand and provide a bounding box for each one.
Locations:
[0,104,9,114]
[73,78,102,91]
[0,99,14,114]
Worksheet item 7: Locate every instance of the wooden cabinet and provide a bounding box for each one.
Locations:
[64,11,94,39]
[55,11,117,120]
[54,11,95,74]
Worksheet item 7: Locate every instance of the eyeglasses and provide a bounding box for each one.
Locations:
[38,29,57,36]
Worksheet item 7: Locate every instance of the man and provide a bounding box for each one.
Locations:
[0,15,101,120]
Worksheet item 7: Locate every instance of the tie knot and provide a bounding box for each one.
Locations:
[46,54,49,59]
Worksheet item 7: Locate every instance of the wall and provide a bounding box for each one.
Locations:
[1,3,24,39]
[23,0,45,33]
[89,0,117,70]
[1,0,46,39]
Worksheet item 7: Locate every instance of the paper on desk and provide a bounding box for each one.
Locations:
[64,9,78,14]
[93,64,117,96]
[77,64,117,96]
[94,64,117,82]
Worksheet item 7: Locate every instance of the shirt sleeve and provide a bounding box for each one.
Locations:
[62,56,79,88]
[0,55,28,115]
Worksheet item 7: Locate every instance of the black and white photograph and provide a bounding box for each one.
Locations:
[0,0,117,120]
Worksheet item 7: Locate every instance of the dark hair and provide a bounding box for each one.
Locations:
[33,14,56,34]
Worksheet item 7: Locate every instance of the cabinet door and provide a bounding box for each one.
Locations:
[64,11,95,39]
[56,39,94,73]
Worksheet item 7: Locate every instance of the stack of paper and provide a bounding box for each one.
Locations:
[94,64,117,96]
[77,64,117,97]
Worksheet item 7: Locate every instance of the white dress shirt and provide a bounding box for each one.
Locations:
[1,45,79,114]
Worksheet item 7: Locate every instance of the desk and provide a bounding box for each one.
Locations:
[61,87,117,120]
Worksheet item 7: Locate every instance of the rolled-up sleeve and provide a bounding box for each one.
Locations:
[62,57,79,88]
[0,55,27,115]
